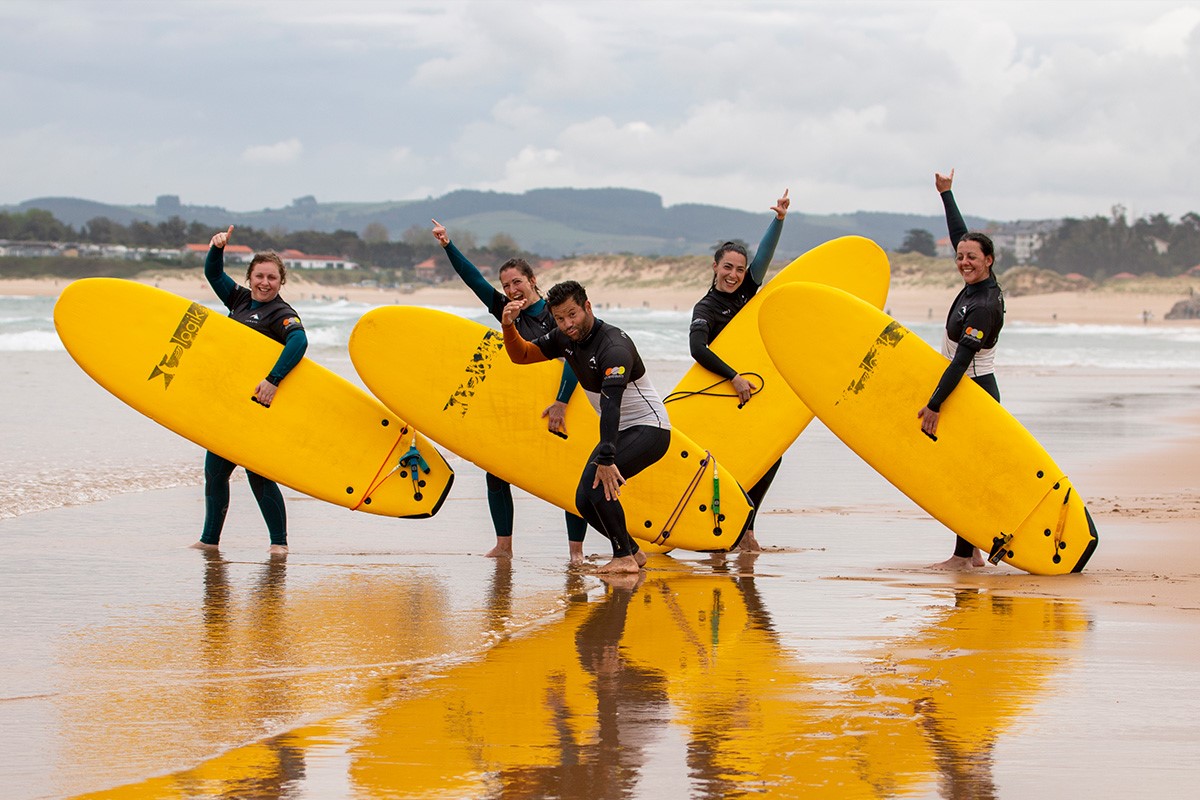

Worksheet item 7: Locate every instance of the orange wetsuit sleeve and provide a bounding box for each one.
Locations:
[502,322,549,364]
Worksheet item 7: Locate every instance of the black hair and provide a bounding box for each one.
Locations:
[546,280,588,309]
[497,257,535,281]
[713,240,748,264]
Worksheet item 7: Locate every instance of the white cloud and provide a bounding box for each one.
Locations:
[1126,6,1200,55]
[2,0,1199,220]
[240,139,303,166]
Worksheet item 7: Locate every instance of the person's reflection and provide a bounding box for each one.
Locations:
[494,572,670,799]
[486,557,514,641]
[200,549,232,665]
[912,589,1003,800]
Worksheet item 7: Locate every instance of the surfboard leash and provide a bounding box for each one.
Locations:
[355,430,431,509]
[656,451,711,544]
[663,372,765,408]
[656,450,726,544]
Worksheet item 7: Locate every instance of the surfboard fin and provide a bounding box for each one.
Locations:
[988,533,1013,565]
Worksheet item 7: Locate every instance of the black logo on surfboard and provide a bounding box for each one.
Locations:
[444,330,506,416]
[148,303,210,388]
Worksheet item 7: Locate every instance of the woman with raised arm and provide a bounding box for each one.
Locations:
[432,220,588,564]
[688,190,789,552]
[192,226,307,556]
[917,170,1006,569]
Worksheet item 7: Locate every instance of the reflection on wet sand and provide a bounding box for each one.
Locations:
[69,559,1089,799]
[61,555,528,798]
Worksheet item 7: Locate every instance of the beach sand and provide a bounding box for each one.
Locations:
[1,272,1198,798]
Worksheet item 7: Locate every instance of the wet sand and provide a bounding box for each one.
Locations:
[1,345,1198,798]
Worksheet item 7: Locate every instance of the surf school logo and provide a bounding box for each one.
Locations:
[282,316,301,330]
[605,366,626,377]
[838,320,909,403]
[148,303,210,388]
[444,330,506,416]
[965,326,985,340]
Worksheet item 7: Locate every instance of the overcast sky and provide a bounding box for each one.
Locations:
[2,0,1197,222]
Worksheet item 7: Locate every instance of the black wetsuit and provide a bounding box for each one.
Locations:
[931,191,1005,558]
[441,240,587,543]
[531,319,670,558]
[200,245,307,547]
[688,216,785,529]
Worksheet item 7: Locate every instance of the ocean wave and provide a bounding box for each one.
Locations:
[0,331,64,352]
[0,463,204,519]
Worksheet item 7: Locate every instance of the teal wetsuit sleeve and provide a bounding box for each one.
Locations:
[748,216,784,286]
[266,328,308,385]
[204,246,238,307]
[443,240,505,315]
[556,362,579,404]
[942,190,968,250]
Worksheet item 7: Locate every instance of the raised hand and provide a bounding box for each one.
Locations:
[431,218,449,247]
[772,189,790,219]
[935,169,955,193]
[210,225,234,249]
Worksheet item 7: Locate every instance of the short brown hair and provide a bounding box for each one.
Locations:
[246,251,287,284]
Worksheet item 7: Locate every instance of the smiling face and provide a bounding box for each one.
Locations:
[248,261,283,302]
[500,266,538,307]
[955,240,994,285]
[550,297,595,342]
[713,250,749,293]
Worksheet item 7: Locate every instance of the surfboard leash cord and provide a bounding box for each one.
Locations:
[662,373,765,408]
[656,450,725,544]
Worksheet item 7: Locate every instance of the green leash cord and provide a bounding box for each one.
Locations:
[711,454,722,534]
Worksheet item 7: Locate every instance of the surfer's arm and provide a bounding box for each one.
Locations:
[501,317,550,364]
[595,383,625,466]
[925,344,974,412]
[267,328,308,386]
[204,246,237,306]
[556,362,579,403]
[941,190,968,251]
[443,239,505,311]
[748,190,789,285]
[688,320,738,380]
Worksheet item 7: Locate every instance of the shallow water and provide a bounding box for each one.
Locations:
[2,297,1199,798]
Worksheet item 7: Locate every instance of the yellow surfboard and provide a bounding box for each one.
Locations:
[54,278,453,518]
[758,283,1098,575]
[349,307,752,551]
[665,236,890,487]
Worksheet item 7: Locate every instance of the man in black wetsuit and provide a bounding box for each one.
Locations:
[500,281,671,574]
[918,169,1005,569]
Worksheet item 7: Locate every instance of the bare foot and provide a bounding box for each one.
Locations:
[189,541,219,551]
[568,541,585,566]
[268,544,288,557]
[598,571,644,591]
[485,539,513,559]
[971,547,986,567]
[738,530,762,552]
[594,555,641,574]
[928,555,978,570]
[633,550,647,568]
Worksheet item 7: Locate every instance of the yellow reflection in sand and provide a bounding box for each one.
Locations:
[69,560,1088,799]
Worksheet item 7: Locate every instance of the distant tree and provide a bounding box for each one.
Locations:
[82,216,126,244]
[127,220,159,247]
[362,222,390,244]
[12,209,73,242]
[1166,212,1200,273]
[488,232,521,260]
[898,228,937,257]
[156,215,188,246]
[186,220,211,243]
[1036,206,1161,277]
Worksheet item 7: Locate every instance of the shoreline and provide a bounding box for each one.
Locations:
[3,273,1199,328]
